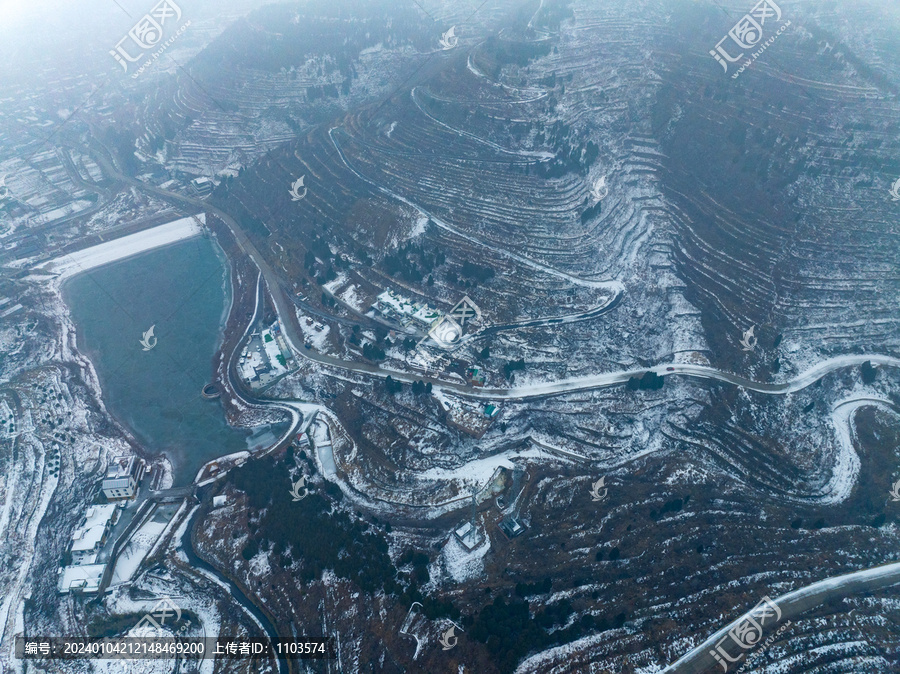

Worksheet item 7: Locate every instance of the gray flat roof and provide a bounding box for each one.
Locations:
[102,477,133,489]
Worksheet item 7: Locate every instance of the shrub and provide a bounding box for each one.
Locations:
[227,456,395,593]
[862,360,877,384]
[503,359,526,380]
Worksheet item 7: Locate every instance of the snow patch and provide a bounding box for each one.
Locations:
[441,531,490,583]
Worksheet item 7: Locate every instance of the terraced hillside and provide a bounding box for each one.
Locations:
[127,0,440,176]
[655,1,900,378]
[36,0,900,673]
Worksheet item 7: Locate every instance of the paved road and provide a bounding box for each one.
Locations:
[78,65,900,674]
[470,355,900,401]
[89,150,900,405]
[663,560,900,673]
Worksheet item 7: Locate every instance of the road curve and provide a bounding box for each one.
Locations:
[89,152,899,405]
[84,128,900,674]
[466,355,900,401]
[663,560,900,674]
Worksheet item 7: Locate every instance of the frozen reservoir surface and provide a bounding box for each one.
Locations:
[63,235,287,486]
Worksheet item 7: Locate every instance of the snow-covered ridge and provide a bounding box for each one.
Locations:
[662,560,900,674]
[455,354,900,401]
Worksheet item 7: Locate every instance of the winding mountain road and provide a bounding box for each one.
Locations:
[663,560,900,673]
[64,151,900,407]
[73,144,900,674]
[470,355,900,401]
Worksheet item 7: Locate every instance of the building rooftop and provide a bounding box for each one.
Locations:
[58,564,105,594]
[453,521,484,551]
[105,455,136,481]
[499,516,525,538]
[375,290,441,325]
[102,477,132,490]
[71,504,117,553]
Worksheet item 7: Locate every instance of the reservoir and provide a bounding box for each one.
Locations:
[63,234,285,486]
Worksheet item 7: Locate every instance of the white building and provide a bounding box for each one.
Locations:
[262,327,288,374]
[239,325,291,388]
[374,290,442,327]
[102,455,142,500]
[58,564,106,594]
[70,504,118,565]
[190,176,213,196]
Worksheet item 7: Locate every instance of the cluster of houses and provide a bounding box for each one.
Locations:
[135,168,215,199]
[372,289,442,328]
[238,322,293,389]
[57,456,143,594]
[372,291,484,353]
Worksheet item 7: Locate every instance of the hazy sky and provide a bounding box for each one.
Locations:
[0,0,270,87]
[0,0,152,82]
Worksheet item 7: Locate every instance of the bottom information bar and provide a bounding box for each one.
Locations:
[15,637,336,660]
